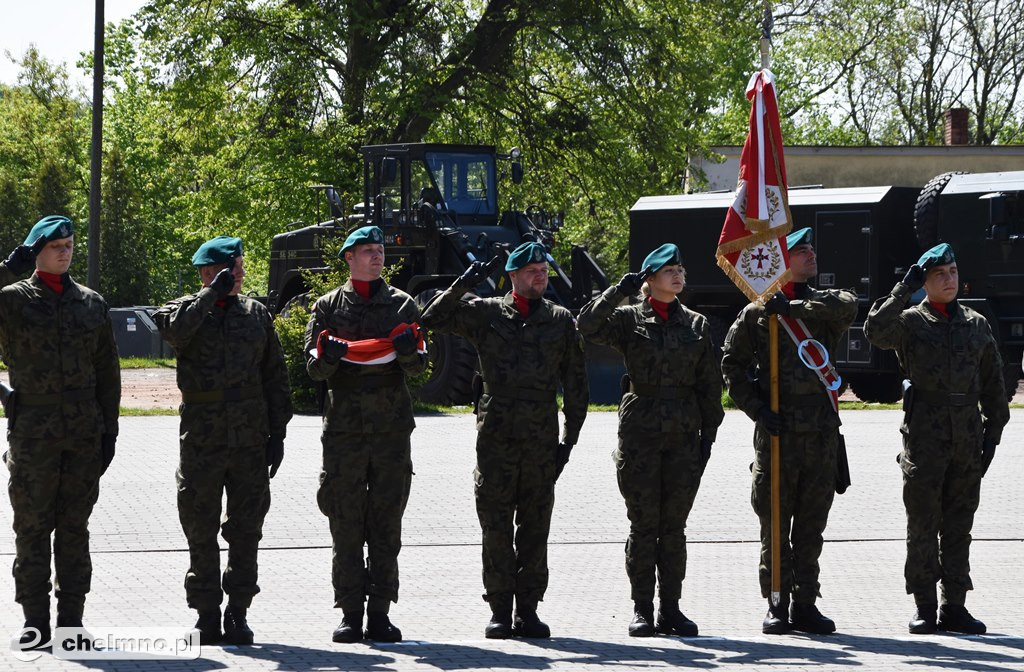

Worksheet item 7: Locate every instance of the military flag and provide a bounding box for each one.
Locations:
[312,323,427,365]
[716,69,793,301]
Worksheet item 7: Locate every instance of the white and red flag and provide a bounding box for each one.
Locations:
[311,323,427,365]
[716,69,793,302]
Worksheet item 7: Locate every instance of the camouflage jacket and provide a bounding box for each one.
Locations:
[304,280,426,435]
[421,286,588,445]
[154,289,292,447]
[722,286,858,432]
[0,270,120,440]
[577,286,723,438]
[864,282,1009,444]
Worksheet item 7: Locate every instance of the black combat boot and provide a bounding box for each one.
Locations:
[762,596,790,635]
[365,611,402,642]
[908,605,937,634]
[937,604,986,635]
[12,618,50,651]
[56,604,84,629]
[512,607,551,639]
[223,605,254,645]
[656,599,699,637]
[332,608,364,643]
[628,601,655,637]
[790,602,836,635]
[194,608,222,645]
[485,597,513,639]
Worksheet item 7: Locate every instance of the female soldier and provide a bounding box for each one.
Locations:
[577,243,724,637]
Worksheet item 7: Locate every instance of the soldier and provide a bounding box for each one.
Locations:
[154,236,292,645]
[1,216,120,650]
[722,227,857,635]
[304,225,426,644]
[421,241,588,639]
[577,243,723,637]
[864,243,1008,635]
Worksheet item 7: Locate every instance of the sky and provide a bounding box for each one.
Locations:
[0,0,147,86]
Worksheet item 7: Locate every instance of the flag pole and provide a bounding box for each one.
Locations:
[760,0,782,610]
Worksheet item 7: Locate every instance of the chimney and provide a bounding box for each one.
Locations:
[944,108,969,145]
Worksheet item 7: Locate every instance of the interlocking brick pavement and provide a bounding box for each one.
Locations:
[2,410,1023,670]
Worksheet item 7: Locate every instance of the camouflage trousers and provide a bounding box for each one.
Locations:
[751,426,837,604]
[475,431,557,609]
[900,431,983,606]
[614,431,702,602]
[177,439,270,611]
[317,431,412,613]
[6,435,102,618]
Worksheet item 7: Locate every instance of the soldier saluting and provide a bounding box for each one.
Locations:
[577,243,723,638]
[304,225,426,644]
[155,236,292,645]
[864,243,1009,635]
[2,216,120,650]
[722,227,857,635]
[421,241,588,639]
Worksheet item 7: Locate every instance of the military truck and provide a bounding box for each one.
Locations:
[267,142,609,404]
[629,170,1024,402]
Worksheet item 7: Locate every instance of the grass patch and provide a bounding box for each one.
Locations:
[119,406,179,416]
[120,357,176,369]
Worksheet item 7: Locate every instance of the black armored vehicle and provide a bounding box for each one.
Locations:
[630,170,1024,402]
[267,143,609,404]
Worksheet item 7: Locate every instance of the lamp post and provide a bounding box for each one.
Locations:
[88,0,104,289]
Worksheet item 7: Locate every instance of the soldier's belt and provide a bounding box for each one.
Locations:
[482,383,556,403]
[913,390,979,407]
[330,373,404,390]
[182,385,262,403]
[629,382,691,399]
[17,387,96,406]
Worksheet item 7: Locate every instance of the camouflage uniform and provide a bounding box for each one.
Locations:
[154,288,292,611]
[577,286,723,602]
[421,287,588,611]
[0,267,120,620]
[722,286,857,603]
[864,283,1009,606]
[304,279,426,614]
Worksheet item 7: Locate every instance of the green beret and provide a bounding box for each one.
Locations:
[24,215,74,245]
[641,243,683,274]
[340,226,385,256]
[786,227,813,249]
[505,241,548,271]
[192,236,243,266]
[917,243,955,270]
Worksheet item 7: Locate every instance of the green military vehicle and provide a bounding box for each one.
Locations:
[267,143,609,404]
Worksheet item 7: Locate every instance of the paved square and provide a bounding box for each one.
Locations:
[2,409,1023,670]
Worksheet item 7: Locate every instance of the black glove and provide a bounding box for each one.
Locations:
[392,327,418,356]
[981,436,997,476]
[554,442,574,481]
[615,271,646,296]
[699,434,713,473]
[456,261,491,288]
[210,264,236,297]
[267,435,284,479]
[318,330,348,365]
[757,407,785,435]
[3,237,47,276]
[100,434,117,475]
[902,264,925,291]
[764,291,790,316]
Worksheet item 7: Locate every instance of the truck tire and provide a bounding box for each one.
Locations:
[414,290,478,406]
[914,171,966,250]
[847,372,902,404]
